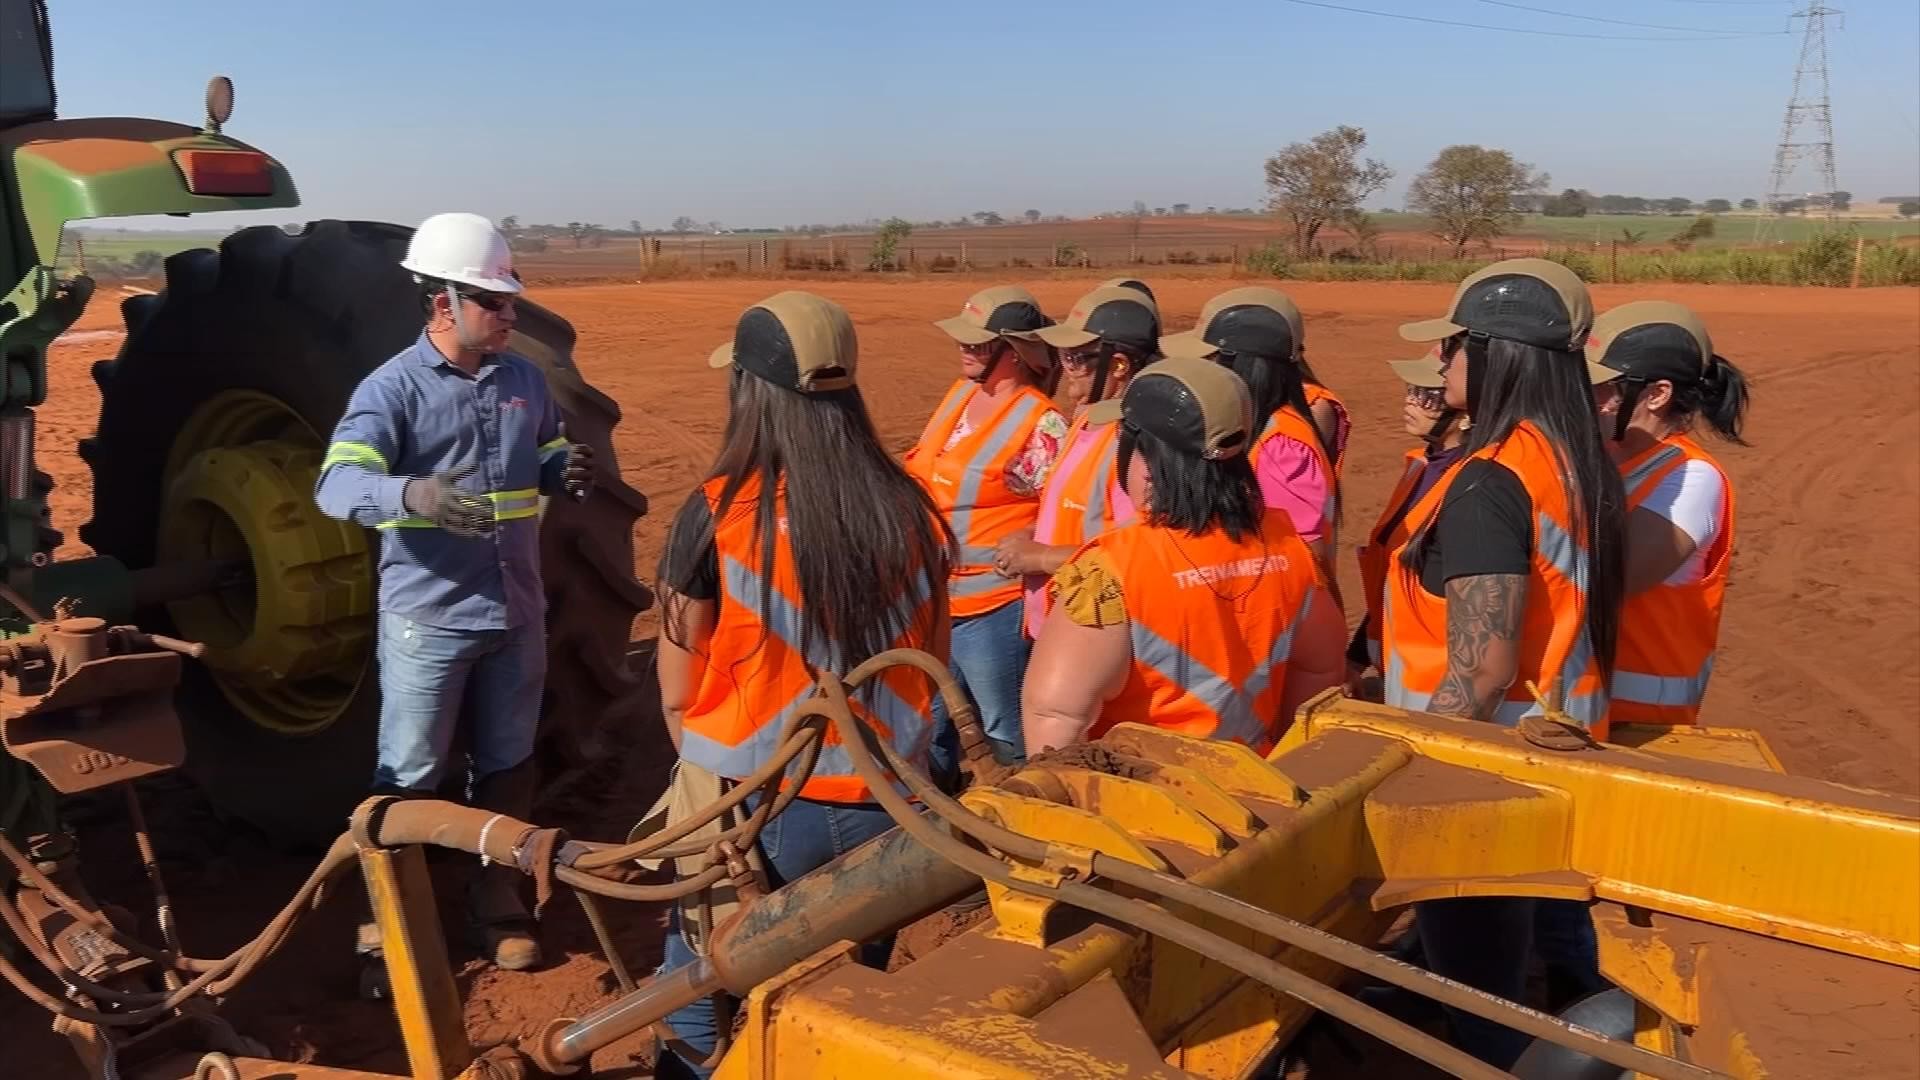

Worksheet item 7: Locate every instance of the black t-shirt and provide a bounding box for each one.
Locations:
[1412,458,1534,596]
[658,492,719,601]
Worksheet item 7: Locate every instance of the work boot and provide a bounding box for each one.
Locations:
[467,761,543,972]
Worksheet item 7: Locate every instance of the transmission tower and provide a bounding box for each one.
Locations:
[1759,5,1841,241]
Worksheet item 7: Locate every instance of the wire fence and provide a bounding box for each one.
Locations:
[513,232,1920,287]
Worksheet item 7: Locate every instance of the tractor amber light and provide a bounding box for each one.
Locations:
[173,149,275,197]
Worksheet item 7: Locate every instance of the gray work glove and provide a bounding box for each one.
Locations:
[403,463,494,538]
[562,440,595,501]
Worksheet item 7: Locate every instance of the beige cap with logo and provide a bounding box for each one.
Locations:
[933,285,1050,345]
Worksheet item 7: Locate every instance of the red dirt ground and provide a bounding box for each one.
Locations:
[12,276,1918,1077]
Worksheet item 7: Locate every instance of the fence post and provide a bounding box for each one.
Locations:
[699,240,706,270]
[960,241,968,268]
[1609,240,1619,285]
[1850,235,1866,288]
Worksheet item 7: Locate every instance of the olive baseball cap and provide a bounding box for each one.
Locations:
[1034,285,1160,354]
[933,285,1051,345]
[1160,286,1304,363]
[1100,276,1156,303]
[1089,356,1253,461]
[1585,301,1713,386]
[1399,257,1594,354]
[708,290,857,393]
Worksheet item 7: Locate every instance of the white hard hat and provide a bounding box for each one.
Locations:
[399,212,522,294]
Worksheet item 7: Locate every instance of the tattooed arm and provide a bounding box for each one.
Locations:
[1425,573,1525,721]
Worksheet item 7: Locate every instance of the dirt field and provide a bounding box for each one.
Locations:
[12,275,1918,1077]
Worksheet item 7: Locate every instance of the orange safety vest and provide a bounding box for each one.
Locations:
[1612,434,1734,726]
[1381,421,1611,736]
[1302,382,1350,478]
[1355,449,1427,669]
[906,379,1053,619]
[1083,510,1321,753]
[679,474,938,803]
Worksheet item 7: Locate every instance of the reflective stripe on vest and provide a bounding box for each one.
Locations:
[1614,655,1715,708]
[1080,431,1117,541]
[679,555,933,787]
[1127,590,1308,749]
[949,394,1043,569]
[376,487,541,529]
[1623,443,1686,500]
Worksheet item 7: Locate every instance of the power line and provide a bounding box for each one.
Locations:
[1477,0,1788,35]
[1659,1,1792,7]
[1280,0,1784,40]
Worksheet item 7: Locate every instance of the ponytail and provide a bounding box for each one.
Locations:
[1696,355,1751,446]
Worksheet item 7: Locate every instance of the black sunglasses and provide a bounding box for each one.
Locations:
[459,290,514,313]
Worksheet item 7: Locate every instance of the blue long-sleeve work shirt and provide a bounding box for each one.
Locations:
[314,333,571,631]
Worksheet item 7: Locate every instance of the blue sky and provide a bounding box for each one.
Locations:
[45,0,1920,230]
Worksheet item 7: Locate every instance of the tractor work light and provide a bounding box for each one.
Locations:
[172,148,275,197]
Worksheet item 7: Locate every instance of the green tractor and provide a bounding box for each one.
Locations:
[0,0,651,849]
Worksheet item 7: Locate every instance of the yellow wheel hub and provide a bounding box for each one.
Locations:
[158,391,372,735]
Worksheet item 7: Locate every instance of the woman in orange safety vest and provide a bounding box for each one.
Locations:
[1022,357,1345,756]
[986,285,1162,636]
[653,291,954,1080]
[1384,258,1627,1070]
[1344,352,1470,698]
[907,285,1068,778]
[1587,301,1748,729]
[1160,286,1340,564]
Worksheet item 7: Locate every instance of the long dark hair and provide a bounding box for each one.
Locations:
[1117,426,1264,543]
[700,369,955,672]
[1455,337,1627,674]
[1671,355,1751,445]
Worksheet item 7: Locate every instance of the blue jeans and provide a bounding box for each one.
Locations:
[655,794,898,1080]
[1535,898,1608,1005]
[929,600,1030,780]
[1415,897,1536,1069]
[372,612,545,792]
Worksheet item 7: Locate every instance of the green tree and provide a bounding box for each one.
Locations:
[1739,198,1759,211]
[1172,203,1190,215]
[1900,201,1920,219]
[1024,209,1041,224]
[499,215,519,234]
[671,216,697,234]
[1828,190,1853,211]
[1406,145,1547,258]
[1703,199,1732,214]
[1264,125,1394,257]
[1542,188,1589,217]
[869,217,912,271]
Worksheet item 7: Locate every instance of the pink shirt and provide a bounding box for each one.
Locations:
[1023,423,1135,636]
[1255,433,1330,544]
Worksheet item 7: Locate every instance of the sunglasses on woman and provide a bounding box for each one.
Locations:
[1405,384,1448,411]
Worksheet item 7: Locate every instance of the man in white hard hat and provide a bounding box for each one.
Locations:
[315,212,594,985]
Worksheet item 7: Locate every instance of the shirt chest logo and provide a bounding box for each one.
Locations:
[500,396,528,412]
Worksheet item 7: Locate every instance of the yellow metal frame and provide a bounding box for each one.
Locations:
[717,698,1916,1078]
[325,695,1916,1080]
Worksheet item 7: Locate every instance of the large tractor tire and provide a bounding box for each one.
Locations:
[79,220,651,846]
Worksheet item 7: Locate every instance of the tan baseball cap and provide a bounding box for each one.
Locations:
[1389,354,1447,388]
[1099,276,1156,303]
[1585,301,1713,386]
[708,290,857,393]
[1399,257,1594,354]
[1034,285,1161,354]
[1110,356,1254,460]
[933,285,1050,345]
[1161,286,1304,362]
